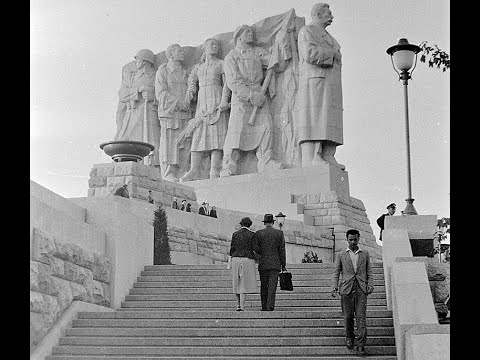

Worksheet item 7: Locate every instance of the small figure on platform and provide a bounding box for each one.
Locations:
[209,206,218,218]
[148,190,155,204]
[114,184,130,198]
[198,202,208,215]
[376,203,396,241]
[180,199,187,211]
[172,197,179,209]
[185,203,192,212]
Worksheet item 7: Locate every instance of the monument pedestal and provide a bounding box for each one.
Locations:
[185,163,381,260]
[186,163,349,220]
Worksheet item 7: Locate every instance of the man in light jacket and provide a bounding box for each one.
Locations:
[332,229,374,356]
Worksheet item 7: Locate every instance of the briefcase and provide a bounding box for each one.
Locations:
[279,271,293,291]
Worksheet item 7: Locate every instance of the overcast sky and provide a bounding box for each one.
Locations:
[30,0,450,240]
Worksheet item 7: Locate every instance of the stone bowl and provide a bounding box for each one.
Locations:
[100,140,154,162]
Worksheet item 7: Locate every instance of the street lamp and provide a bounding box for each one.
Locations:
[275,212,286,230]
[386,38,421,216]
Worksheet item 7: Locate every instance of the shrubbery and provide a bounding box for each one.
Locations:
[153,204,171,265]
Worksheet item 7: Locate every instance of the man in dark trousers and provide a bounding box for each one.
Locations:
[331,229,374,356]
[376,203,396,241]
[254,214,286,311]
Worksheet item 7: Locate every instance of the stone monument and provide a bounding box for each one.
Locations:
[92,5,381,260]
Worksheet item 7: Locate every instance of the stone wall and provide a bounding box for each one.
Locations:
[167,222,334,265]
[294,191,381,261]
[88,162,198,212]
[30,227,112,351]
[423,259,450,317]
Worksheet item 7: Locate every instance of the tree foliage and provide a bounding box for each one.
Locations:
[301,251,322,263]
[418,41,450,72]
[434,217,450,262]
[153,204,172,265]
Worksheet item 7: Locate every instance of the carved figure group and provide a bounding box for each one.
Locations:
[114,3,345,182]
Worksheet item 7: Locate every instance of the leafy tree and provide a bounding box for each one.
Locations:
[153,204,172,265]
[418,41,450,72]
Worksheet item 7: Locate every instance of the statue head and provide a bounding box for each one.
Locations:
[200,38,220,62]
[166,44,185,62]
[311,3,333,28]
[134,49,155,69]
[233,25,254,46]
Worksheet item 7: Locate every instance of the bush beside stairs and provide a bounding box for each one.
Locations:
[46,262,397,359]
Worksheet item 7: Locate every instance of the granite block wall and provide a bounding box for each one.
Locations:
[30,227,112,351]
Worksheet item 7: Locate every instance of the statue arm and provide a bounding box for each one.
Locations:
[224,54,251,103]
[118,71,139,103]
[299,27,335,67]
[219,66,231,110]
[187,65,199,102]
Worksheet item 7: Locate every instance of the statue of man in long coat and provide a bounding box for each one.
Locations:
[295,3,344,169]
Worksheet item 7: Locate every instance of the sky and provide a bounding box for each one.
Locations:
[30,0,450,241]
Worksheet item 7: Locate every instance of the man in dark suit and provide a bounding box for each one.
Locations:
[209,206,217,218]
[254,214,286,311]
[198,202,208,215]
[376,203,396,241]
[331,229,374,356]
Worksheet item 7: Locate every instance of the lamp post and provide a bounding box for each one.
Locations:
[275,212,286,230]
[386,38,421,216]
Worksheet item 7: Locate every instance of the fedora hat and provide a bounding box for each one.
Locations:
[262,214,276,223]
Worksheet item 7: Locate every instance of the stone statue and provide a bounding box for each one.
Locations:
[295,3,344,169]
[219,25,287,177]
[114,49,160,166]
[179,38,231,181]
[155,44,193,181]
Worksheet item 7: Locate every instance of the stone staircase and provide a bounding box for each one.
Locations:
[46,262,396,359]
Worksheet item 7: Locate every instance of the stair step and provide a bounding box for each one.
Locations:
[116,306,390,312]
[47,356,398,360]
[47,262,395,359]
[78,310,393,319]
[65,326,395,337]
[51,345,397,356]
[136,275,385,282]
[128,286,386,294]
[59,336,395,346]
[140,268,385,276]
[120,299,387,308]
[132,280,385,287]
[72,318,394,328]
[143,263,385,270]
[124,293,386,300]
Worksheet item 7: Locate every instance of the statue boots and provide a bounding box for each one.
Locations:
[180,152,202,182]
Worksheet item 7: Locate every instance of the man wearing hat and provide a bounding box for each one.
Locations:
[376,203,396,241]
[198,202,208,216]
[115,49,160,166]
[254,214,287,311]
